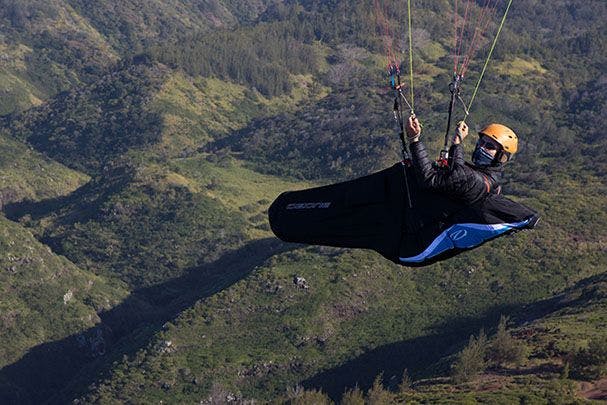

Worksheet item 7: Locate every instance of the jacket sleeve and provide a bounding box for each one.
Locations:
[409,141,489,204]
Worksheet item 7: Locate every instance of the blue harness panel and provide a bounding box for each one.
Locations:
[399,219,532,264]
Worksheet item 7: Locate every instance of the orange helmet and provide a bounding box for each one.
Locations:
[478,123,518,162]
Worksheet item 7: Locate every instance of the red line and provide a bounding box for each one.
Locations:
[460,0,492,76]
[375,0,395,65]
[453,0,459,72]
[455,0,471,74]
[461,0,500,77]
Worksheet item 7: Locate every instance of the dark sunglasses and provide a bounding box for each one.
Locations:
[476,137,501,151]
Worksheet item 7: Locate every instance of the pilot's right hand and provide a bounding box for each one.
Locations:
[406,115,422,142]
[454,121,468,144]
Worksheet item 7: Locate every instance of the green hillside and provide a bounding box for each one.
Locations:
[0,0,119,114]
[0,131,88,207]
[4,61,319,290]
[0,215,128,369]
[0,0,279,115]
[59,155,605,403]
[0,0,605,404]
[65,0,275,53]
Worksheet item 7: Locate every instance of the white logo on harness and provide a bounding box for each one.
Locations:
[450,229,468,241]
[286,202,332,210]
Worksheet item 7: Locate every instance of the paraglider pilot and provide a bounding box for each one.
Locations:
[406,116,518,204]
[269,116,538,266]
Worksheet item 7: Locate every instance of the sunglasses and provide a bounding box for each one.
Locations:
[476,137,501,151]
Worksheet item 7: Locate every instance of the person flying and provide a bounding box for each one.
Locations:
[269,116,538,266]
[406,116,518,204]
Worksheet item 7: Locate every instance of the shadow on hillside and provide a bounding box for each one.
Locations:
[0,237,298,405]
[302,271,607,400]
[301,311,509,400]
[3,165,134,225]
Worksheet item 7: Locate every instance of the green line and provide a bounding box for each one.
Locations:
[466,0,513,116]
[407,0,414,112]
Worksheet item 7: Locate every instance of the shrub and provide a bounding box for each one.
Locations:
[488,315,528,367]
[398,369,412,393]
[341,385,364,405]
[286,386,332,405]
[452,330,488,384]
[365,374,394,404]
[571,336,607,380]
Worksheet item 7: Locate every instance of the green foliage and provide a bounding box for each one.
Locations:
[207,81,396,181]
[365,374,393,405]
[0,131,88,207]
[149,20,319,97]
[66,0,273,53]
[488,315,527,368]
[0,0,117,102]
[0,215,127,368]
[560,362,570,380]
[451,330,488,384]
[4,62,167,175]
[398,369,412,393]
[286,386,333,405]
[34,163,248,288]
[571,336,607,380]
[0,0,606,403]
[341,386,365,405]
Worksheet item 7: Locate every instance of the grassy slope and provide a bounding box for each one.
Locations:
[0,0,119,114]
[35,162,253,289]
[5,68,320,291]
[394,273,607,404]
[0,66,325,403]
[84,250,607,404]
[65,0,274,53]
[150,72,330,157]
[0,0,275,115]
[82,173,607,402]
[0,121,127,396]
[0,131,89,206]
[0,215,128,369]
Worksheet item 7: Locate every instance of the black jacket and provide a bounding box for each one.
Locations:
[409,140,502,204]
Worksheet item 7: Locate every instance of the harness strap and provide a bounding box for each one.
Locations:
[482,175,491,193]
[480,173,501,195]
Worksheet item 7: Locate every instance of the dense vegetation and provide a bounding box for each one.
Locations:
[3,62,167,175]
[0,0,605,403]
[32,162,249,288]
[206,79,398,180]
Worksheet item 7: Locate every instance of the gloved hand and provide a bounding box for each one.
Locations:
[406,115,422,142]
[453,121,468,144]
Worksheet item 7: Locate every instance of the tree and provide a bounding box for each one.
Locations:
[452,330,488,384]
[341,385,364,405]
[398,369,412,393]
[488,315,527,367]
[365,374,394,404]
[286,385,332,405]
[571,335,607,380]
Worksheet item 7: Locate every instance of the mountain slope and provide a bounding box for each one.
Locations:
[0,0,605,403]
[0,131,88,207]
[65,0,275,53]
[2,61,169,175]
[3,60,322,289]
[0,0,120,113]
[0,215,128,370]
[389,271,607,404]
